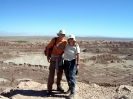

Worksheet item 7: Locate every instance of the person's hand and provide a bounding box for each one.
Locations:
[76,64,79,75]
[76,65,79,71]
[47,57,51,63]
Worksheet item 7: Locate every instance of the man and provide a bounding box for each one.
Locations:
[46,29,67,96]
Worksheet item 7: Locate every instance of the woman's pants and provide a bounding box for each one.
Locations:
[64,59,76,93]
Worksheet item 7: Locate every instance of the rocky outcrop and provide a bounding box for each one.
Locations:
[1,40,133,53]
[81,54,122,64]
[0,40,46,50]
[125,54,133,60]
[0,52,18,60]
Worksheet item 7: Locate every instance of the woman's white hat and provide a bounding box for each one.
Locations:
[57,29,66,35]
[68,34,76,41]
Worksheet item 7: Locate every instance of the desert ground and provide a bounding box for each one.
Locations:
[0,36,133,99]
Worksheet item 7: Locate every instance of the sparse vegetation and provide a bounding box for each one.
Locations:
[11,40,28,43]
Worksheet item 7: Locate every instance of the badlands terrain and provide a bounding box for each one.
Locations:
[0,36,133,99]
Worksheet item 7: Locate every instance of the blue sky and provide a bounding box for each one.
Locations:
[0,0,133,38]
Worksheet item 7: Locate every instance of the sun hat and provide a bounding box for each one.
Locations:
[68,34,76,41]
[57,29,66,35]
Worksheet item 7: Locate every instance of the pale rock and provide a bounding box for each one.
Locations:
[17,81,42,89]
[0,95,9,99]
[116,85,133,99]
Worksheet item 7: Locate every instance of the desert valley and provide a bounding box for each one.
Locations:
[0,36,133,99]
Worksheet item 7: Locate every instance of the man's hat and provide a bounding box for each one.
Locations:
[57,29,65,35]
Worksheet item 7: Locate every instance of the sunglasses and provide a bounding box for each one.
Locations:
[60,34,65,36]
[69,38,74,40]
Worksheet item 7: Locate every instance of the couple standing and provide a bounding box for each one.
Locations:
[45,29,80,98]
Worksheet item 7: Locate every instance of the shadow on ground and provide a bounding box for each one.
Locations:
[1,89,69,98]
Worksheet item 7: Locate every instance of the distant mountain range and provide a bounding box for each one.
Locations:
[75,36,133,42]
[0,30,133,42]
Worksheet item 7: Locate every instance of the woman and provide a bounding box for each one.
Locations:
[63,34,80,98]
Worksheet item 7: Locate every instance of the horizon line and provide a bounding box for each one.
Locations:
[0,35,133,39]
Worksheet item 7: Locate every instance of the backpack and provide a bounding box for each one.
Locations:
[44,37,57,57]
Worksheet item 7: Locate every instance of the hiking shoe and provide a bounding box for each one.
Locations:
[47,91,52,97]
[68,93,75,98]
[57,85,64,92]
[65,88,71,94]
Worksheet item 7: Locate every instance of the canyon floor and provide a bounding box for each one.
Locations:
[0,36,133,99]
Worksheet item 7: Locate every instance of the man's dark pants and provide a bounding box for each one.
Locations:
[47,61,63,91]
